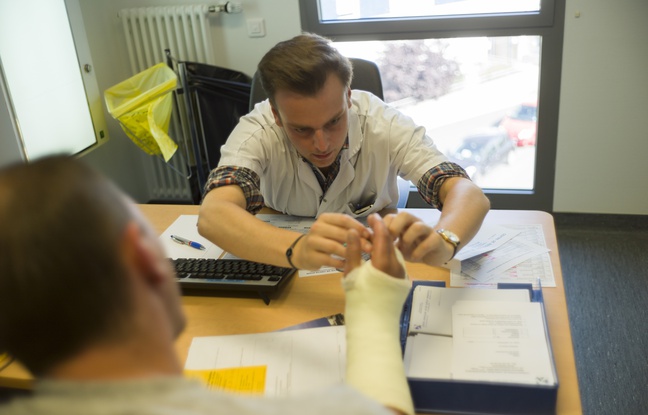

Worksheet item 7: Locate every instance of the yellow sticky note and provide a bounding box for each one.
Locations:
[0,353,12,369]
[185,366,267,395]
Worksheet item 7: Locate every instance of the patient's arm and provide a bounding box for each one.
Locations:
[342,214,414,415]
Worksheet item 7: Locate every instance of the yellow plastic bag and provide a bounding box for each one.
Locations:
[104,63,178,161]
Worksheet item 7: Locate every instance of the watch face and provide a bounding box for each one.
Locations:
[447,232,459,244]
[438,229,460,245]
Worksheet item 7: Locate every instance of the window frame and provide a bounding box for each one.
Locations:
[299,0,565,212]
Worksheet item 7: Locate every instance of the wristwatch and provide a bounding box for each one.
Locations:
[436,229,460,260]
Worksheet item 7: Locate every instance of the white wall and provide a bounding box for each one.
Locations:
[555,0,648,214]
[207,0,303,75]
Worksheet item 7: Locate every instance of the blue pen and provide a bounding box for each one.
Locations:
[170,235,206,250]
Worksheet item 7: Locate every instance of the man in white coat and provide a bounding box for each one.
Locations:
[198,33,490,271]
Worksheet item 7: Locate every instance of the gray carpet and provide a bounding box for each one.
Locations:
[554,213,648,415]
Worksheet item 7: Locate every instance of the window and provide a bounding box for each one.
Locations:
[300,0,565,211]
[0,0,108,161]
[318,0,543,21]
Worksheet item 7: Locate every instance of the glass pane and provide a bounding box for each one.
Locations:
[320,0,541,21]
[334,36,540,190]
[0,0,98,159]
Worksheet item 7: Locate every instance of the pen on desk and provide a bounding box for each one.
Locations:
[170,235,206,250]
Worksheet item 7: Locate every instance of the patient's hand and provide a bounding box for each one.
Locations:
[344,213,406,279]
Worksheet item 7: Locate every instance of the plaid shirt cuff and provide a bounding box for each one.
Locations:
[416,162,470,210]
[203,166,264,214]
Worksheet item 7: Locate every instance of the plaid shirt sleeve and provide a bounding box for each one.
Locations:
[416,162,471,210]
[203,166,264,214]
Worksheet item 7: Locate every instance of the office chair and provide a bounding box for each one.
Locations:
[248,57,384,112]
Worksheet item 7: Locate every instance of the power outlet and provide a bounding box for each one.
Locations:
[247,18,265,38]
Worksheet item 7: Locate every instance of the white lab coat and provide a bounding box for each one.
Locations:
[218,90,448,218]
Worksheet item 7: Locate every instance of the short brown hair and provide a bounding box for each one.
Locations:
[258,32,353,106]
[0,156,134,376]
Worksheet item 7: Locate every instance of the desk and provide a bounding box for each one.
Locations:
[0,206,582,414]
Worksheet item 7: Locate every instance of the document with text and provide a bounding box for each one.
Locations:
[404,286,556,386]
[185,325,347,397]
[408,285,530,336]
[451,224,555,288]
[451,300,556,385]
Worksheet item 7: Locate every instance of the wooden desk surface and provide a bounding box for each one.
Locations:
[0,206,582,414]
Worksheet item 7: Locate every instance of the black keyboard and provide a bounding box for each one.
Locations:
[172,258,296,305]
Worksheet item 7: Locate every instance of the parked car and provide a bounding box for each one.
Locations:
[448,127,516,180]
[499,101,537,146]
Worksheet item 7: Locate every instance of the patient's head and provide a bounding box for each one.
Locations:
[0,156,182,376]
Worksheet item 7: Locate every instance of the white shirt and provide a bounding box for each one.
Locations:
[218,90,448,217]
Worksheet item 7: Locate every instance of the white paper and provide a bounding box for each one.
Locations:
[185,325,347,397]
[451,224,555,288]
[159,215,224,259]
[454,224,521,261]
[408,286,530,336]
[404,334,453,379]
[460,238,549,281]
[451,300,556,385]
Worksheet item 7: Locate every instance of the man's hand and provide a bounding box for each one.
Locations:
[384,176,489,267]
[294,213,372,270]
[383,212,453,266]
[344,213,405,279]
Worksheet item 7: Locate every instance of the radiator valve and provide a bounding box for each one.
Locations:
[210,2,243,14]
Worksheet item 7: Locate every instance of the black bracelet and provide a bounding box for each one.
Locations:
[285,234,305,269]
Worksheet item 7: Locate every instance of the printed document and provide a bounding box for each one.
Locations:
[451,300,556,385]
[453,224,521,261]
[451,224,555,288]
[404,286,556,386]
[185,325,347,397]
[408,285,530,336]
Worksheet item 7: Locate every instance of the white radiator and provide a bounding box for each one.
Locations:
[119,5,216,73]
[119,5,218,202]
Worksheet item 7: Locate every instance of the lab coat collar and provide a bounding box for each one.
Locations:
[346,109,363,163]
[315,110,365,212]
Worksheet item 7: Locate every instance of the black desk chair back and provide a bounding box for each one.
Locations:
[176,62,251,201]
[248,57,384,112]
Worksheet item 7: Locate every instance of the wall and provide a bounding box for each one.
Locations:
[207,0,302,75]
[555,0,648,214]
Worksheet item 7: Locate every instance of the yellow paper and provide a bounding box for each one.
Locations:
[185,365,267,395]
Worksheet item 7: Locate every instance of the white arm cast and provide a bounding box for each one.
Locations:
[342,251,414,415]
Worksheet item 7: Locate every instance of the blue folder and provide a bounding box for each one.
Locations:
[399,281,558,415]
